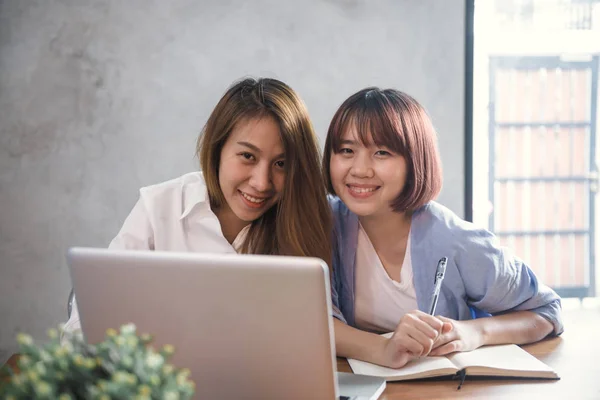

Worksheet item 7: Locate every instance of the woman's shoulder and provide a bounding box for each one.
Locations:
[413,201,490,241]
[415,201,463,224]
[327,195,345,213]
[139,172,205,196]
[327,195,356,223]
[327,196,359,243]
[138,172,208,216]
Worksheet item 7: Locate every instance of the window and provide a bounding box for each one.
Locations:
[472,0,600,298]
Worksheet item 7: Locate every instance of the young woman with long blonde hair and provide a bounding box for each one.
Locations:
[64,77,332,334]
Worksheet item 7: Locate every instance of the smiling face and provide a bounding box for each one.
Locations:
[217,116,285,231]
[329,127,408,218]
[323,88,443,216]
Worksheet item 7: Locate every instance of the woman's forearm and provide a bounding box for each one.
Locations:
[333,318,386,364]
[473,311,554,346]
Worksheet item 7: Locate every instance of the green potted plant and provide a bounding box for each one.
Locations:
[0,324,195,399]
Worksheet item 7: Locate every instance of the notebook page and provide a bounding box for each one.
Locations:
[347,356,458,381]
[447,344,556,374]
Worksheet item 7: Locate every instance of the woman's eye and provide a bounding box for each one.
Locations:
[274,160,285,169]
[339,148,353,154]
[240,152,255,161]
[375,150,391,156]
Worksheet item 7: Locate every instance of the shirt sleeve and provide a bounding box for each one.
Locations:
[328,196,348,324]
[330,244,347,324]
[108,195,155,250]
[62,195,155,342]
[61,297,82,342]
[456,228,564,335]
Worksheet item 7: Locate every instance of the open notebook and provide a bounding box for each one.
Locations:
[348,343,559,382]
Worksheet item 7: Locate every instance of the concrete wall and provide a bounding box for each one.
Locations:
[0,0,466,360]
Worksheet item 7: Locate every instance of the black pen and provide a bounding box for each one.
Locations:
[428,257,448,315]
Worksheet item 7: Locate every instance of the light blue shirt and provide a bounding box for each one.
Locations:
[329,196,564,335]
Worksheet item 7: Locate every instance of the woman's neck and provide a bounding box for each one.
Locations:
[213,204,250,245]
[358,210,412,252]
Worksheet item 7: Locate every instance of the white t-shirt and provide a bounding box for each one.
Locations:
[63,172,248,334]
[354,224,418,333]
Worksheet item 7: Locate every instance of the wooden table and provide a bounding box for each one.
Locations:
[337,305,600,399]
[0,354,19,389]
[2,354,19,374]
[3,306,599,398]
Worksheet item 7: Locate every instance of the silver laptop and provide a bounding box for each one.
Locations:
[68,247,379,399]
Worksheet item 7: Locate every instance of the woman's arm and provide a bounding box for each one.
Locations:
[427,223,562,356]
[476,311,554,345]
[62,298,82,338]
[62,196,154,340]
[455,227,564,336]
[334,319,388,363]
[334,311,449,368]
[430,311,553,356]
[107,196,155,250]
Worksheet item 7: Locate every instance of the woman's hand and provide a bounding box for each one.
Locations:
[377,310,451,368]
[429,316,485,356]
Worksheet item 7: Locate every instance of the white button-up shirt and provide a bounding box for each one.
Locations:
[63,172,248,334]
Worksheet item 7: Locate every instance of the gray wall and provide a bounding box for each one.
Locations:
[0,0,466,360]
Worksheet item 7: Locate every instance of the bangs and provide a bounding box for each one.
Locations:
[330,90,408,155]
[323,87,442,209]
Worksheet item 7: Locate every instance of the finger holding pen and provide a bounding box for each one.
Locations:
[379,257,452,367]
[380,310,447,368]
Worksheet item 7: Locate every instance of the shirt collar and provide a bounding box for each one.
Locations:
[179,177,210,220]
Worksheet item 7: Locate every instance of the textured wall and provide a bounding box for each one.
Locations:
[0,0,465,359]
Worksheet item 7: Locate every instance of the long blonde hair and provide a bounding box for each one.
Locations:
[197,77,332,267]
